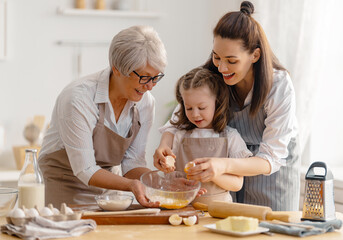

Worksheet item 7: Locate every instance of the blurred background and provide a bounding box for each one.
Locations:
[0,0,342,189]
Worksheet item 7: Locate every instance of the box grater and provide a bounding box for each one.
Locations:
[301,161,336,221]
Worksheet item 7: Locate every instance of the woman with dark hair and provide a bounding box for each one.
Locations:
[156,67,252,205]
[154,1,299,211]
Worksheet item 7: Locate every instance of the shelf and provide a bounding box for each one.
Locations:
[56,40,109,47]
[57,7,161,18]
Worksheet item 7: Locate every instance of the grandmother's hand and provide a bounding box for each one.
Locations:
[153,145,176,173]
[130,179,160,208]
[186,158,227,182]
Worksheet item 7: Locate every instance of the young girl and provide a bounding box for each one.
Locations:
[156,67,252,205]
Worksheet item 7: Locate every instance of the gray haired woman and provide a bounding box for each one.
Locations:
[39,25,167,207]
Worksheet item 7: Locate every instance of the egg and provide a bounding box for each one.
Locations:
[65,206,74,215]
[184,162,196,173]
[40,207,53,217]
[26,208,39,218]
[168,214,183,226]
[183,215,197,226]
[165,155,175,168]
[11,208,26,218]
[51,208,60,215]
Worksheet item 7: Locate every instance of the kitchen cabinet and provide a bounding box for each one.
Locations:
[1,212,343,239]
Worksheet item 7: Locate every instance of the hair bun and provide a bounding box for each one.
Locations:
[240,1,254,16]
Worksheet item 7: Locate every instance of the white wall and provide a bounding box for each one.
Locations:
[0,0,239,170]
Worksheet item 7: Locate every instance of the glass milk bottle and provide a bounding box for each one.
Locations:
[18,149,45,209]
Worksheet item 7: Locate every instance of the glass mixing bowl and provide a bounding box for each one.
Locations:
[140,170,200,209]
[0,187,18,216]
[95,191,134,211]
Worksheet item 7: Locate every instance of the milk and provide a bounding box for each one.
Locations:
[18,149,45,209]
[18,183,45,209]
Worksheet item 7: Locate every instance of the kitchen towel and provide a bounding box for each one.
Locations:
[259,219,342,237]
[1,216,97,240]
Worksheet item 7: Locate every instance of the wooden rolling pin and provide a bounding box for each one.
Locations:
[193,201,290,222]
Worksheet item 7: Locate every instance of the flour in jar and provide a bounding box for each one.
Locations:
[97,199,132,211]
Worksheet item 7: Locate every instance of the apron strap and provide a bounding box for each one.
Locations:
[98,103,106,125]
[132,104,140,126]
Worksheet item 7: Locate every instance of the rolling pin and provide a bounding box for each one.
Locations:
[193,201,290,222]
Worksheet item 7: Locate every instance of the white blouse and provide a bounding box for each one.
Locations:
[160,69,298,175]
[39,68,155,185]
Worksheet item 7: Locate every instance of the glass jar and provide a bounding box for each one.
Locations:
[18,149,45,209]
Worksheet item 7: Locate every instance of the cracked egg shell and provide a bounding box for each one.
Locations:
[183,215,197,226]
[168,214,183,226]
[165,155,175,168]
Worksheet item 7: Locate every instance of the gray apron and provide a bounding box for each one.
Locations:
[229,101,300,211]
[175,130,232,206]
[39,103,141,206]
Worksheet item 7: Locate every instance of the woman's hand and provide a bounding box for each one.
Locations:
[153,145,176,173]
[196,187,207,197]
[129,179,160,208]
[186,158,228,182]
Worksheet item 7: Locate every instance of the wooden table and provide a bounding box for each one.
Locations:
[1,212,342,239]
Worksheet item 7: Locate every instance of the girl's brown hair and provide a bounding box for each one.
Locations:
[170,67,230,133]
[203,1,286,116]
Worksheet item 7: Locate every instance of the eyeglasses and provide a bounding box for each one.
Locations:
[133,70,165,84]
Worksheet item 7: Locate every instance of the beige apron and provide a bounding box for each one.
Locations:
[39,103,141,206]
[175,130,232,205]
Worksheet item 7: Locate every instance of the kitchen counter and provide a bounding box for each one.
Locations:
[1,211,342,239]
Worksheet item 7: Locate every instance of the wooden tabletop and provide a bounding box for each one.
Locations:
[1,212,342,239]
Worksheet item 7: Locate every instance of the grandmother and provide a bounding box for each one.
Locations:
[38,25,167,207]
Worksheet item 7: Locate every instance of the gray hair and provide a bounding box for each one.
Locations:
[108,25,167,76]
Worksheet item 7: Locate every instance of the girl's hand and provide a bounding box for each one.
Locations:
[186,158,227,182]
[153,145,176,173]
[129,179,160,208]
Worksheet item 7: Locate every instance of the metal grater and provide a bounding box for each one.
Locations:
[301,161,336,221]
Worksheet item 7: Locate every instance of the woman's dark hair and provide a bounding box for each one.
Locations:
[170,67,230,133]
[203,1,286,116]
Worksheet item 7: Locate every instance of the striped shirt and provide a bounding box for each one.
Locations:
[38,67,154,185]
